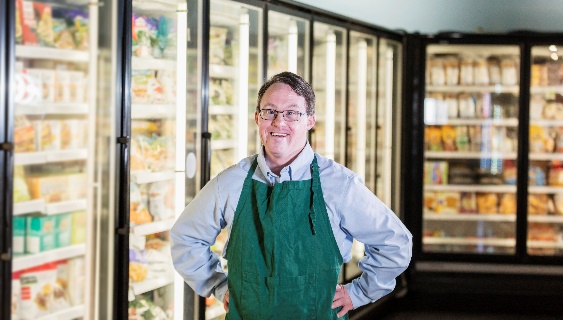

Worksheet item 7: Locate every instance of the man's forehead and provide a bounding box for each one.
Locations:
[261,102,303,110]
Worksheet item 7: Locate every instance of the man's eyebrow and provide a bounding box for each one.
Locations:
[261,103,300,110]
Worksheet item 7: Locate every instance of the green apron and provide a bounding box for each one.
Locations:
[225,156,346,320]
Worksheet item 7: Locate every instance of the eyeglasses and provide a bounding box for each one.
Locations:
[258,108,308,122]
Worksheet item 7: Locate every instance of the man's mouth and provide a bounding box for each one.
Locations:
[270,132,288,137]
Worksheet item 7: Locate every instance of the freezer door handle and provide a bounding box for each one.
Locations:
[0,142,13,151]
[116,226,130,235]
[1,249,11,261]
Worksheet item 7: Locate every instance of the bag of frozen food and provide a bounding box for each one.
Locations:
[129,248,148,283]
[501,57,518,85]
[487,57,501,85]
[13,166,31,203]
[441,125,456,151]
[476,193,498,214]
[528,194,549,215]
[473,56,489,85]
[149,181,174,221]
[128,295,169,320]
[459,56,474,85]
[19,263,67,319]
[14,116,35,153]
[130,182,152,225]
[132,14,152,57]
[459,192,477,213]
[444,57,459,85]
[499,194,516,215]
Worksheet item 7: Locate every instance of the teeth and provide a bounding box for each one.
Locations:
[271,133,287,137]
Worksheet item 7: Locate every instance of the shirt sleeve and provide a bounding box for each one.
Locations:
[339,175,412,309]
[170,174,228,301]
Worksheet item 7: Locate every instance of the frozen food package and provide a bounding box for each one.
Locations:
[12,275,20,320]
[33,2,55,47]
[528,194,549,215]
[15,0,23,44]
[531,63,548,86]
[14,116,35,153]
[52,11,75,50]
[55,70,71,103]
[28,175,68,203]
[445,94,458,118]
[19,0,39,46]
[444,57,459,85]
[548,162,563,186]
[209,26,229,65]
[487,57,501,85]
[553,193,563,215]
[131,69,152,103]
[13,217,26,254]
[424,192,437,213]
[68,71,85,103]
[149,181,175,221]
[501,57,518,85]
[499,194,516,215]
[441,192,460,214]
[459,192,477,213]
[547,62,560,86]
[468,126,482,152]
[441,125,456,151]
[476,193,498,214]
[130,182,153,225]
[473,56,489,85]
[459,56,474,85]
[458,93,476,118]
[35,120,61,151]
[26,69,56,103]
[424,161,448,185]
[429,57,446,86]
[528,163,547,186]
[19,263,59,319]
[26,215,56,253]
[132,14,153,57]
[65,258,85,305]
[455,126,470,151]
[60,119,87,150]
[13,165,31,203]
[530,95,546,120]
[15,72,42,105]
[556,127,563,152]
[70,9,89,50]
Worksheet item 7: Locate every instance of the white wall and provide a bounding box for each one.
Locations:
[295,0,563,34]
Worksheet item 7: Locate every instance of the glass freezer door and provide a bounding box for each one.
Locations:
[345,31,377,279]
[128,0,189,318]
[11,0,97,318]
[527,44,563,256]
[267,10,309,79]
[311,22,346,165]
[422,44,520,255]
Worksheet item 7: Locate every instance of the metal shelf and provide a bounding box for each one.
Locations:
[131,170,175,184]
[527,241,563,249]
[426,85,519,94]
[131,219,176,236]
[424,213,515,222]
[425,151,517,160]
[132,57,177,70]
[427,118,518,126]
[209,64,236,79]
[528,186,563,194]
[16,103,89,115]
[13,244,86,272]
[13,199,87,216]
[131,273,175,295]
[16,45,89,62]
[423,237,515,247]
[529,153,563,161]
[424,184,516,193]
[36,305,85,320]
[530,86,563,94]
[132,104,177,119]
[528,215,563,224]
[211,139,236,150]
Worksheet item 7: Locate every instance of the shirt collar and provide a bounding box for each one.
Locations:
[257,141,315,183]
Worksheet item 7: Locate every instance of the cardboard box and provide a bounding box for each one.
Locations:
[13,217,26,254]
[26,215,56,253]
[55,213,72,248]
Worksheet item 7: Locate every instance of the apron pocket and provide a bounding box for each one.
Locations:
[240,272,266,320]
[269,274,316,319]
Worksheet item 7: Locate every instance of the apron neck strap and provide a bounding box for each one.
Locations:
[245,156,259,187]
[310,155,320,191]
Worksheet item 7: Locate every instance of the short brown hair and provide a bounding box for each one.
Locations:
[256,72,315,115]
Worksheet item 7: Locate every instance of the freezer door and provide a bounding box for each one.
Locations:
[10,0,101,319]
[527,44,563,257]
[345,31,378,280]
[422,44,520,255]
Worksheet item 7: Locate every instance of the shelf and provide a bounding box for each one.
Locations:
[36,305,85,320]
[211,139,236,150]
[131,170,175,184]
[13,244,86,272]
[131,274,175,295]
[423,237,515,247]
[424,184,516,193]
[15,149,88,165]
[529,153,563,161]
[206,304,227,319]
[425,151,517,160]
[133,0,177,12]
[132,57,177,70]
[16,103,89,115]
[528,186,563,194]
[132,104,177,119]
[131,219,176,236]
[426,118,518,126]
[210,105,237,115]
[210,64,236,79]
[16,45,89,62]
[530,86,563,94]
[427,45,520,56]
[527,241,563,249]
[45,199,88,215]
[530,119,563,126]
[14,199,46,215]
[528,215,563,223]
[424,213,515,222]
[426,85,519,94]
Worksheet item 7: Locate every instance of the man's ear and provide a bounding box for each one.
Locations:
[255,111,259,125]
[307,114,316,130]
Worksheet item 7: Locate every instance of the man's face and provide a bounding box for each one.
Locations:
[255,83,315,164]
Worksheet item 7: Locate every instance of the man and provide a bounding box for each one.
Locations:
[171,72,412,319]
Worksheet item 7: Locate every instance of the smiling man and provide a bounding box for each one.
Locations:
[171,72,412,319]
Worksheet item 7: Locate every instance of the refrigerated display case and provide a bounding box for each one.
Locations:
[311,21,346,164]
[128,0,190,318]
[527,43,563,257]
[422,44,521,255]
[267,9,309,79]
[9,0,98,318]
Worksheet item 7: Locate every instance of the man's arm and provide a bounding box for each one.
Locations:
[339,175,413,309]
[170,175,229,301]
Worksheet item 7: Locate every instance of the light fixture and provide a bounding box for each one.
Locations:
[549,45,557,52]
[551,52,559,61]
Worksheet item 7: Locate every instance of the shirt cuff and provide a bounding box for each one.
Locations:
[213,279,229,302]
[345,281,372,309]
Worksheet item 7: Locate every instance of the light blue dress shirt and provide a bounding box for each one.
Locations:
[170,142,412,309]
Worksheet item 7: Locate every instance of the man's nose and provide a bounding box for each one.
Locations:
[271,112,286,124]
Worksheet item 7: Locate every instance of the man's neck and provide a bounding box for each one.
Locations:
[264,144,306,176]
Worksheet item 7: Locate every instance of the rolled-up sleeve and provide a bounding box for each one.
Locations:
[170,175,228,301]
[340,176,412,308]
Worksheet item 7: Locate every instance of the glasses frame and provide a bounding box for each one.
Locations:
[258,108,309,122]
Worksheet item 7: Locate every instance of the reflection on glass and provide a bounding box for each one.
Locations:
[422,44,520,255]
[345,32,377,280]
[311,22,346,164]
[376,39,402,208]
[267,11,309,79]
[527,44,563,257]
